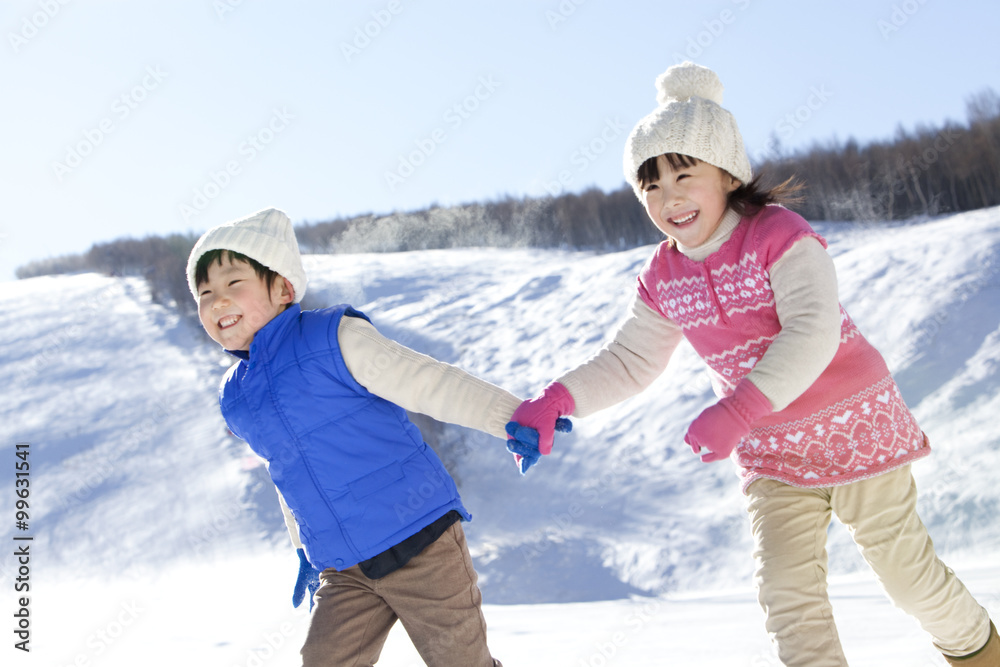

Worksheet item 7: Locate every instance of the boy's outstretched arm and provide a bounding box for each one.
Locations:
[338,315,521,439]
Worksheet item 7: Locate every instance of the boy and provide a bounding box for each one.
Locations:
[187,208,515,666]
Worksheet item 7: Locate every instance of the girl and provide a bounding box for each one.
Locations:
[507,62,997,666]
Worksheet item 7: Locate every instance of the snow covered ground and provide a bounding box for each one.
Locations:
[2,206,998,665]
[21,556,1000,666]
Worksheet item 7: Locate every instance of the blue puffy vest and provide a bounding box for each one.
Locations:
[219,304,470,571]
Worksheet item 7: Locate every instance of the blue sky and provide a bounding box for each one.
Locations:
[3,0,998,281]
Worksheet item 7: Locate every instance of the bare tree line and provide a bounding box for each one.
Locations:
[16,88,999,315]
[298,87,1000,251]
[761,88,1000,222]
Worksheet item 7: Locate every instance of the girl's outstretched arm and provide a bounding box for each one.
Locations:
[557,295,682,417]
[505,296,680,471]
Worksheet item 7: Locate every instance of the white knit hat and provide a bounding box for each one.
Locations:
[623,62,752,198]
[186,207,307,303]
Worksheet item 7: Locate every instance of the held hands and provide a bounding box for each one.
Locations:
[684,380,772,463]
[505,382,576,474]
[292,547,321,610]
[506,418,572,474]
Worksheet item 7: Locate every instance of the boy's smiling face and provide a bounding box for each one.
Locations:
[197,254,293,351]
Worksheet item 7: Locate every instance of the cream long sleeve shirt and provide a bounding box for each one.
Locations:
[338,316,521,439]
[558,209,842,417]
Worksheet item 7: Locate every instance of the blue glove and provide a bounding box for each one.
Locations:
[292,547,321,610]
[505,424,542,473]
[505,417,572,474]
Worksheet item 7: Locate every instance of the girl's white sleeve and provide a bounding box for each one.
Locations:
[557,295,682,418]
[745,236,842,410]
[338,316,522,439]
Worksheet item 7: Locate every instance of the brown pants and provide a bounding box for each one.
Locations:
[300,521,500,667]
[747,465,991,666]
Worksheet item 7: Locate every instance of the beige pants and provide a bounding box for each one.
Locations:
[301,521,500,667]
[747,465,991,666]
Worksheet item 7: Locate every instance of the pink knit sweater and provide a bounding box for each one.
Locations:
[637,205,929,491]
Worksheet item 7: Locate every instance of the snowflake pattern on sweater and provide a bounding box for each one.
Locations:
[739,376,927,488]
[637,205,929,491]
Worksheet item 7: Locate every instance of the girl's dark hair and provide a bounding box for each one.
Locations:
[636,153,804,216]
[194,249,284,295]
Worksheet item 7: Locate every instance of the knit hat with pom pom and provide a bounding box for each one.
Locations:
[186,207,307,304]
[623,62,752,198]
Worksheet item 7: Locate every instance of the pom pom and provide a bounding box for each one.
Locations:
[655,61,724,107]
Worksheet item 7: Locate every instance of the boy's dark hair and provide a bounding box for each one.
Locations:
[194,249,286,304]
[636,153,804,216]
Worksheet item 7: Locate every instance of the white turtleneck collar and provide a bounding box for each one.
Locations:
[676,208,743,262]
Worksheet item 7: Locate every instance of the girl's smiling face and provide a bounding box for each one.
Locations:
[641,155,740,248]
[197,255,293,351]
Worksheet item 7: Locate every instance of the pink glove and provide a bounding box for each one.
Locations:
[684,380,772,463]
[508,382,576,455]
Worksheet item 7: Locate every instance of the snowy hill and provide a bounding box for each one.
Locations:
[2,207,999,666]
